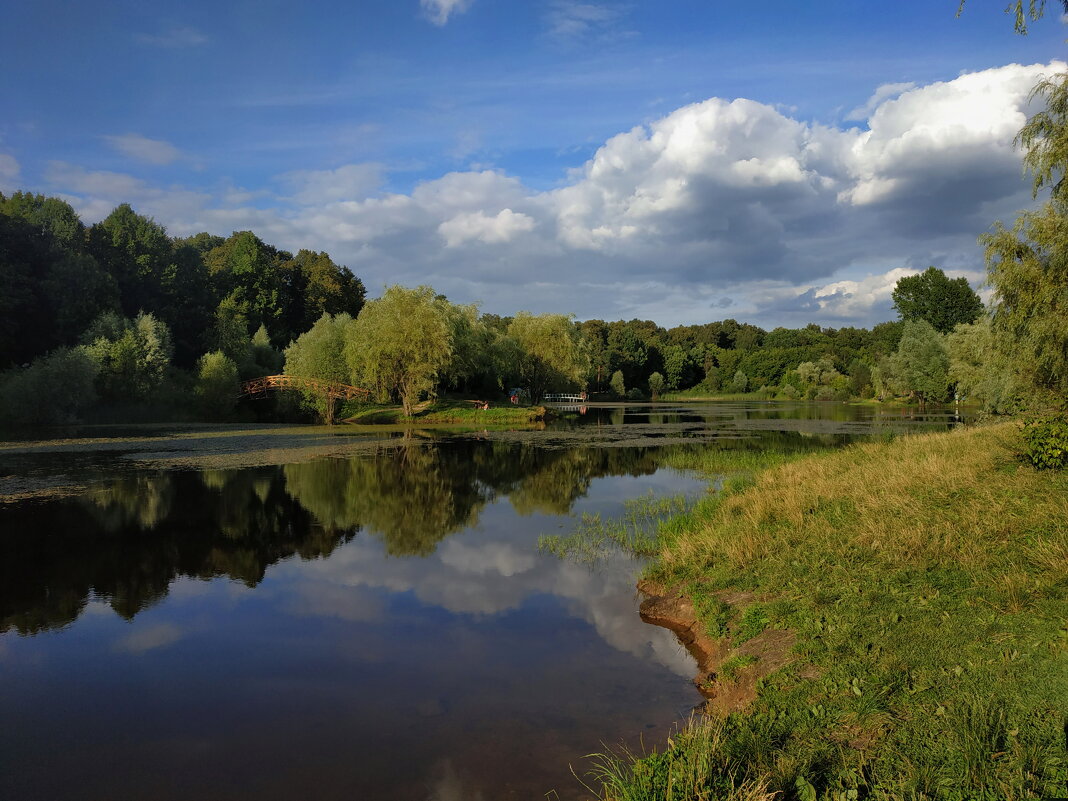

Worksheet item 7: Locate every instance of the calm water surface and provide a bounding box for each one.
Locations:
[0,402,970,800]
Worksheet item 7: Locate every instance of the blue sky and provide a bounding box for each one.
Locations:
[2,1,1066,327]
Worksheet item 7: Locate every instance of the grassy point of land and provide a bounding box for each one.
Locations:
[343,398,548,425]
[591,422,1068,800]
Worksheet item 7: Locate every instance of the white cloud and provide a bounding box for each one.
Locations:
[420,0,472,26]
[136,26,208,48]
[438,208,536,246]
[279,163,382,205]
[104,133,183,165]
[114,623,184,653]
[545,1,629,40]
[845,81,917,122]
[40,61,1060,327]
[438,540,536,576]
[0,153,20,190]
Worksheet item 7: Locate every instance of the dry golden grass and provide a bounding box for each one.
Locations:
[662,422,1068,586]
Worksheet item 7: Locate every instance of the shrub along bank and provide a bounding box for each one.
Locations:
[589,423,1067,800]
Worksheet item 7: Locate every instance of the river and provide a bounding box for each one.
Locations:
[0,401,969,800]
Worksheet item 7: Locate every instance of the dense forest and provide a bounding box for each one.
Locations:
[0,175,1063,426]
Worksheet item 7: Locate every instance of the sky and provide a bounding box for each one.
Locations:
[2,0,1066,329]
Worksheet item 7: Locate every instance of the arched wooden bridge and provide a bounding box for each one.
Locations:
[240,374,372,400]
[239,375,371,423]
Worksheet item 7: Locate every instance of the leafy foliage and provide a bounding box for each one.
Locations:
[891,266,983,334]
[347,285,452,415]
[194,351,240,420]
[81,311,174,402]
[648,371,665,399]
[0,347,98,426]
[982,200,1068,398]
[283,313,353,420]
[1022,415,1068,469]
[507,312,589,403]
[876,320,950,404]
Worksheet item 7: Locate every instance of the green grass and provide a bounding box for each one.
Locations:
[539,492,692,563]
[585,422,1068,800]
[343,398,547,425]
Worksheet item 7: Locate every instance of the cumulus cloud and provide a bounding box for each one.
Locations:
[438,208,536,246]
[39,61,1060,327]
[280,163,382,205]
[421,0,472,26]
[845,81,917,122]
[104,133,184,165]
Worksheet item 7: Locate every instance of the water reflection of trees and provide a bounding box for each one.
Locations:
[0,430,846,634]
[0,468,351,634]
[281,442,668,554]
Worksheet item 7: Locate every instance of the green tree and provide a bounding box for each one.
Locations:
[195,351,240,420]
[958,0,1066,35]
[979,64,1068,403]
[346,286,451,416]
[891,267,983,334]
[885,320,950,405]
[981,203,1068,400]
[648,371,665,399]
[846,359,873,398]
[0,347,98,426]
[280,249,366,335]
[507,312,589,403]
[729,370,748,394]
[250,324,283,375]
[158,242,214,367]
[87,204,173,317]
[0,194,119,365]
[609,370,626,398]
[81,312,173,402]
[284,313,353,420]
[211,295,255,376]
[947,317,1025,412]
[204,232,286,335]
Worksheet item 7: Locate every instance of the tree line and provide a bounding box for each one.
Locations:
[2,95,1065,427]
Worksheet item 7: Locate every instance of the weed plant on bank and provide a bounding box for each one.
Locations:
[588,422,1068,800]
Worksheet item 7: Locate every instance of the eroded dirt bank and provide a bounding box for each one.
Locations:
[637,579,797,715]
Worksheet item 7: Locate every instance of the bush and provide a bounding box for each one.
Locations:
[610,370,626,398]
[0,347,98,426]
[729,370,748,393]
[648,371,665,399]
[1023,416,1068,469]
[195,351,240,420]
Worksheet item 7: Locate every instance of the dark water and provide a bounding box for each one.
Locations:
[0,402,971,800]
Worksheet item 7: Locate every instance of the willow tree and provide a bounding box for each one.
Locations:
[283,312,353,420]
[507,312,589,403]
[980,72,1068,402]
[982,203,1068,399]
[346,285,452,416]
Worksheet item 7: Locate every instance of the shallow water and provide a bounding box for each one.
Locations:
[0,402,972,800]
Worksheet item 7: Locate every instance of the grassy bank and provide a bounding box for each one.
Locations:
[343,398,547,425]
[590,422,1068,800]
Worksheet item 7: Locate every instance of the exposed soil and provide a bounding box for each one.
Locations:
[637,579,796,715]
